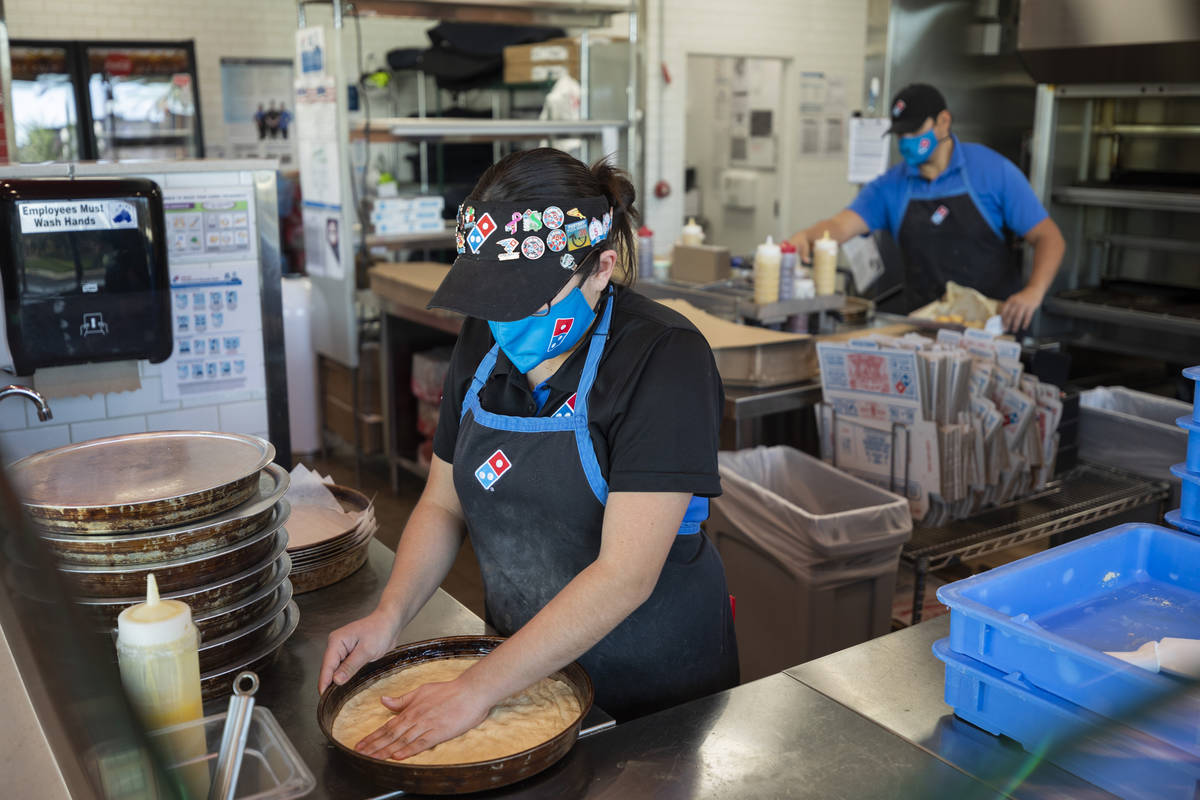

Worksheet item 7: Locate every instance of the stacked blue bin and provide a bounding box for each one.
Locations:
[1165,365,1200,534]
[933,367,1200,800]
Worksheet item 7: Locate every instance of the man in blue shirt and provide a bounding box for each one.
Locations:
[789,84,1065,331]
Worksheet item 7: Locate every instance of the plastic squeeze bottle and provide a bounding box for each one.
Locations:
[779,240,797,301]
[813,230,838,295]
[117,574,209,798]
[680,218,705,247]
[638,225,655,278]
[754,235,782,305]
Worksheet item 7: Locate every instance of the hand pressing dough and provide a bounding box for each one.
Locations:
[332,657,581,765]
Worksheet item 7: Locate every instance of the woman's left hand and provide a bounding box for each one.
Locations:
[354,677,493,761]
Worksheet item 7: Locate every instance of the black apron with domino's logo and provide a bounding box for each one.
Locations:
[451,291,739,721]
[897,166,1021,311]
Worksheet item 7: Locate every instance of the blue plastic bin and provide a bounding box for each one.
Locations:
[937,523,1200,756]
[1169,463,1200,522]
[1165,509,1200,536]
[934,639,1200,800]
[1186,366,1200,422]
[1179,416,1200,472]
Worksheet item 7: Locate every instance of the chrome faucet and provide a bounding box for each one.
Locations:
[0,385,52,421]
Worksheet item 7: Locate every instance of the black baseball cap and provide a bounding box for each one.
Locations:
[428,195,614,322]
[886,84,948,136]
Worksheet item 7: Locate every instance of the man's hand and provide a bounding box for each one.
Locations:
[354,676,494,761]
[1001,286,1045,333]
[319,610,402,694]
[786,230,813,263]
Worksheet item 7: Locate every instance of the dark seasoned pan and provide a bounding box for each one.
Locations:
[191,573,292,642]
[59,520,286,599]
[198,579,293,672]
[201,600,299,702]
[41,465,289,566]
[73,547,290,628]
[290,537,371,594]
[316,636,593,795]
[12,431,274,534]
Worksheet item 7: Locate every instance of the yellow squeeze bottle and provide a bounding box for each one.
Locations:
[812,230,838,296]
[117,574,209,798]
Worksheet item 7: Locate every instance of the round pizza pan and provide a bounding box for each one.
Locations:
[316,635,593,795]
[41,464,289,566]
[12,431,274,533]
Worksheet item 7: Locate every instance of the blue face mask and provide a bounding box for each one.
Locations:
[898,129,940,167]
[488,287,597,373]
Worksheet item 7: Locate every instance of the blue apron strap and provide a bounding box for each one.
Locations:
[957,161,1002,240]
[573,289,615,505]
[461,343,500,420]
[571,287,614,421]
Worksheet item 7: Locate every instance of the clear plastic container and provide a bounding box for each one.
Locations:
[148,706,315,800]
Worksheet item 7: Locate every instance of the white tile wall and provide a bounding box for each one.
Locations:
[147,406,220,432]
[218,401,270,436]
[104,378,179,418]
[71,414,148,442]
[0,425,71,462]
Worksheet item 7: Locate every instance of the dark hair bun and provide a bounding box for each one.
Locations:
[591,159,638,224]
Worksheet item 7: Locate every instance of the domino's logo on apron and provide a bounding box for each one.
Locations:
[551,392,578,418]
[931,205,950,226]
[476,449,512,490]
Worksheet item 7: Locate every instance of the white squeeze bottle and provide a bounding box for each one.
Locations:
[754,235,782,305]
[117,574,209,798]
[813,230,838,295]
[681,217,705,247]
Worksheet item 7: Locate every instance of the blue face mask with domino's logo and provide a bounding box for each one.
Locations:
[898,129,940,167]
[487,287,596,373]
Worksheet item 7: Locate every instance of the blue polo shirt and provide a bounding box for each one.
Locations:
[847,136,1048,241]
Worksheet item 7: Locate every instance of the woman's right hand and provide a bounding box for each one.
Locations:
[319,610,401,695]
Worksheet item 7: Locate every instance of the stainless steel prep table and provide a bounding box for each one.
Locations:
[252,538,1075,799]
[788,616,1114,799]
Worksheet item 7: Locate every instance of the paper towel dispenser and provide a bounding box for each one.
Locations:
[0,178,172,375]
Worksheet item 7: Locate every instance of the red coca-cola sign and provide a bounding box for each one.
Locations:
[104,53,133,76]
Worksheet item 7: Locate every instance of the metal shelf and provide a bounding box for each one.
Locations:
[1044,295,1200,335]
[900,463,1169,623]
[1053,185,1200,213]
[364,225,456,250]
[1090,232,1200,256]
[351,117,629,143]
[348,0,633,27]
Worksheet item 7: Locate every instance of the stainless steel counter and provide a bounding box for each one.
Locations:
[788,618,1114,799]
[255,540,1006,799]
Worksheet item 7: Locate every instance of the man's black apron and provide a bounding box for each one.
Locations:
[451,291,739,721]
[897,165,1021,311]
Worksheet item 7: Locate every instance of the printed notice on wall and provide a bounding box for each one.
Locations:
[18,199,140,233]
[295,77,345,279]
[160,185,266,400]
[848,117,892,184]
[160,262,266,400]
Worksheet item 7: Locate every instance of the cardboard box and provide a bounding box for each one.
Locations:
[323,394,383,455]
[656,298,816,386]
[669,244,732,284]
[320,346,380,415]
[502,37,626,86]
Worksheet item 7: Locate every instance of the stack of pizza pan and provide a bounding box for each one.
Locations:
[11,431,298,700]
[285,484,376,594]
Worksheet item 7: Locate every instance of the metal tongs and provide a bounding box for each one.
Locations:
[208,671,259,800]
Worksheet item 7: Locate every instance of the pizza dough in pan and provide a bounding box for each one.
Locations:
[332,657,581,765]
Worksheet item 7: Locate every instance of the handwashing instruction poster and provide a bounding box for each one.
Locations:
[160,185,266,400]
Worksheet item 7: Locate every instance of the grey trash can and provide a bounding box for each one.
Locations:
[1080,387,1190,504]
[709,446,911,681]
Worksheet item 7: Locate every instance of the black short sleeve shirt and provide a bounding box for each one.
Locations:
[432,286,724,497]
